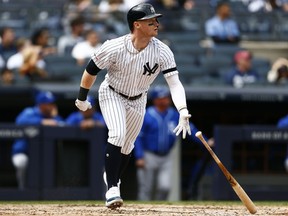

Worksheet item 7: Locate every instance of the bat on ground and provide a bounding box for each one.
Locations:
[195,131,257,214]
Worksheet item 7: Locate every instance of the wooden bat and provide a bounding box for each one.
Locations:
[195,131,257,214]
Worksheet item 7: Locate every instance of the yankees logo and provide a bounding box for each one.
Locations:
[143,62,159,76]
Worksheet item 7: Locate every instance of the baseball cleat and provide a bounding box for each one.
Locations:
[105,186,123,209]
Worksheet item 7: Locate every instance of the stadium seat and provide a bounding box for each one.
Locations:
[198,55,234,77]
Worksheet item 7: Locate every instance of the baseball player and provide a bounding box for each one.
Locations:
[75,3,191,209]
[11,91,64,190]
[134,86,213,201]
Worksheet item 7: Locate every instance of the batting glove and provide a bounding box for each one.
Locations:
[173,108,191,139]
[75,99,92,111]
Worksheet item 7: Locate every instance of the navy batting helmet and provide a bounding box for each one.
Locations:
[127,3,162,31]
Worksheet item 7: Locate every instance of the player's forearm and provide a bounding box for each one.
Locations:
[80,70,97,89]
[166,74,187,112]
[77,70,97,101]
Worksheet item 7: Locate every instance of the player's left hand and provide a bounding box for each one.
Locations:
[75,99,92,111]
[173,108,191,139]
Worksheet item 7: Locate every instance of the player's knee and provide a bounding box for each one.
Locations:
[12,153,28,169]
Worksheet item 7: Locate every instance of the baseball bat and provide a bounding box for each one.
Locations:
[195,131,257,214]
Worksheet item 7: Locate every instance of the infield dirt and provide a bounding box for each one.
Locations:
[0,203,287,216]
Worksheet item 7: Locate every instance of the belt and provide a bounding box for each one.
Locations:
[109,85,143,100]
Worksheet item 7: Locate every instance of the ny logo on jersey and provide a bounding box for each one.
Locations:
[143,62,159,76]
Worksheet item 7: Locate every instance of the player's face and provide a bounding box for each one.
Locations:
[136,18,160,36]
[153,96,171,111]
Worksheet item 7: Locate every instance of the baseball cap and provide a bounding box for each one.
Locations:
[150,86,170,100]
[234,50,252,63]
[127,3,162,30]
[35,91,55,104]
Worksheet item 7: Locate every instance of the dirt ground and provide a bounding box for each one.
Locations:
[0,203,287,216]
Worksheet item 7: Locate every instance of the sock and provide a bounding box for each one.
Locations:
[118,153,131,180]
[105,143,122,189]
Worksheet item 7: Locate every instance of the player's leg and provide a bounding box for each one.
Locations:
[11,153,29,190]
[99,95,127,208]
[120,97,146,180]
[137,152,157,200]
[156,155,173,200]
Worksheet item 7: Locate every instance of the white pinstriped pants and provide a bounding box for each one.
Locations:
[98,81,147,154]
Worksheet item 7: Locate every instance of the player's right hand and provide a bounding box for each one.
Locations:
[75,99,92,111]
[173,108,191,139]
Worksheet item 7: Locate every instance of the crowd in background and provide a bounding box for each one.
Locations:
[0,0,288,86]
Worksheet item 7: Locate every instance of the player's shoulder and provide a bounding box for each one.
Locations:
[99,35,126,52]
[152,37,174,56]
[103,35,126,45]
[152,37,170,48]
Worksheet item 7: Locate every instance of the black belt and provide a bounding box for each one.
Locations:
[109,85,143,100]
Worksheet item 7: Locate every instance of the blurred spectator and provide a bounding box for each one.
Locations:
[57,16,86,55]
[224,50,260,88]
[98,0,129,12]
[71,29,102,66]
[123,0,145,9]
[98,0,130,35]
[243,0,288,12]
[181,0,196,10]
[205,1,241,44]
[6,37,48,81]
[0,27,17,60]
[134,86,214,201]
[267,57,288,84]
[62,0,98,33]
[0,67,15,86]
[8,28,57,81]
[66,95,106,129]
[145,0,180,10]
[31,27,57,56]
[11,91,64,190]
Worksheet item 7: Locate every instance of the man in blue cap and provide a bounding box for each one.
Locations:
[11,90,64,190]
[66,95,106,129]
[134,86,214,200]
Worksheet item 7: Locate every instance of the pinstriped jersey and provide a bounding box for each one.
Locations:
[91,34,178,97]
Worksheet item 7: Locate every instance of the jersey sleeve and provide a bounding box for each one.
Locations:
[91,40,114,70]
[15,108,42,125]
[159,42,178,77]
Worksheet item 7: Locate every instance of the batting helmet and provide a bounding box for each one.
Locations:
[127,3,162,31]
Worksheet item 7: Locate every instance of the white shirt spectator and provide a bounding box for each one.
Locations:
[71,29,102,66]
[7,52,45,71]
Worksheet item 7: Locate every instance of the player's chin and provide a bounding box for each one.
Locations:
[153,29,159,36]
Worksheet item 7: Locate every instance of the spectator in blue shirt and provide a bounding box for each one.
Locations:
[225,50,260,88]
[134,86,214,201]
[11,91,64,190]
[205,1,240,44]
[66,95,106,129]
